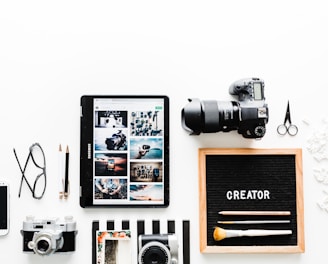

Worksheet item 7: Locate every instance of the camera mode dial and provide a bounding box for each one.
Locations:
[254,126,266,137]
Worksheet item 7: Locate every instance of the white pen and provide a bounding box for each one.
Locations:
[58,144,64,199]
[217,220,290,224]
[218,211,291,216]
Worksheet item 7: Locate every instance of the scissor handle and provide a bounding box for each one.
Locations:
[277,124,288,135]
[287,124,298,136]
[277,124,298,136]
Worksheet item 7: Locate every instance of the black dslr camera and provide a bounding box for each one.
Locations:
[181,78,269,139]
[21,216,77,256]
[105,130,127,150]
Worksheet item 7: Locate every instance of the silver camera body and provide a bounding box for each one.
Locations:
[21,216,77,256]
[138,234,178,264]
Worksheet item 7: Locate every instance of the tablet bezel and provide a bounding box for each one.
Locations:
[80,95,169,208]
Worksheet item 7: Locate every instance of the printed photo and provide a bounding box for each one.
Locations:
[130,138,163,160]
[94,178,127,200]
[96,230,131,264]
[95,111,128,128]
[130,184,164,202]
[130,110,164,136]
[95,153,127,176]
[130,162,163,182]
[95,128,128,151]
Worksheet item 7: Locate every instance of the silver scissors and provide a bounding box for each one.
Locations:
[277,101,298,136]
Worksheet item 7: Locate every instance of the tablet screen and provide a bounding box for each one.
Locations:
[80,96,169,207]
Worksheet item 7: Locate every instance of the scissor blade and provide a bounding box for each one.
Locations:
[286,100,290,114]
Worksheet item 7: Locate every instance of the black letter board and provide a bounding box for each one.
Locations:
[199,148,304,253]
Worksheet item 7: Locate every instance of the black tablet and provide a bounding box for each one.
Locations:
[80,95,169,208]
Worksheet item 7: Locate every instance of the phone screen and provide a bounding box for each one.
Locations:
[0,185,8,230]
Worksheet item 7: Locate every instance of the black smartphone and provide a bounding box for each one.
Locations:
[0,182,9,236]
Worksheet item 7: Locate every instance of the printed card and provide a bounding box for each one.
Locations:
[96,230,131,264]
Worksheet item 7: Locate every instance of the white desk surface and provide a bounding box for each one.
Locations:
[1,1,328,263]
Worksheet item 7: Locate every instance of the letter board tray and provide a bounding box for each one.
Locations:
[198,148,304,253]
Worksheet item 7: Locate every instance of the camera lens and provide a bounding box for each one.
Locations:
[181,98,239,135]
[37,239,50,253]
[141,247,168,264]
[33,236,54,256]
[29,232,65,256]
[139,242,171,264]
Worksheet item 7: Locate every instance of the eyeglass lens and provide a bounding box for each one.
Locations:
[30,143,46,169]
[30,144,47,199]
[32,171,46,199]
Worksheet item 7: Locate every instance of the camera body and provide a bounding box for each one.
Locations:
[105,130,127,150]
[21,216,77,256]
[138,234,178,264]
[181,78,269,139]
[142,145,151,151]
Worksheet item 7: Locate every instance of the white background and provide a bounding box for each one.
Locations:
[1,0,328,263]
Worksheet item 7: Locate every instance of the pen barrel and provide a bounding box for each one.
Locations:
[58,147,64,196]
[63,146,70,198]
[64,153,69,193]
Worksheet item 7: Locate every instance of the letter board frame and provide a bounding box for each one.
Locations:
[199,148,304,253]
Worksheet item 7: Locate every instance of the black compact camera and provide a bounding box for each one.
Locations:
[21,216,77,256]
[142,145,151,151]
[181,78,269,139]
[138,234,178,264]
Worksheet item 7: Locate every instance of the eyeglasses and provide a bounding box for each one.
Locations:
[13,143,47,199]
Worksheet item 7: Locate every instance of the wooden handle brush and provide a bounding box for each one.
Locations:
[213,227,292,241]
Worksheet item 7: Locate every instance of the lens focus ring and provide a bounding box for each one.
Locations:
[138,241,171,264]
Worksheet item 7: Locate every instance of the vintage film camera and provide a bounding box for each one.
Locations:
[181,78,269,139]
[138,234,178,264]
[21,216,77,256]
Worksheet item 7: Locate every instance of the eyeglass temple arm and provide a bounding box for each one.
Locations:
[13,149,35,196]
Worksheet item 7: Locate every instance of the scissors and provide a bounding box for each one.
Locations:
[277,101,298,136]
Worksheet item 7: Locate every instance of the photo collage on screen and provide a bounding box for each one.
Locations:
[93,99,165,205]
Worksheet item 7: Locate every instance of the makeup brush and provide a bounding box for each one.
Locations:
[213,227,292,241]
